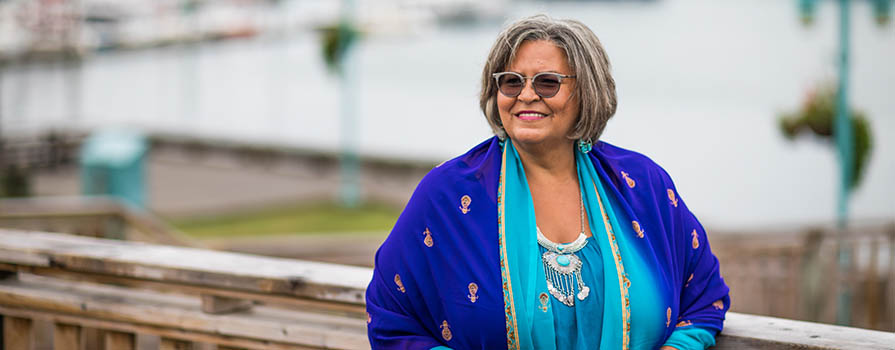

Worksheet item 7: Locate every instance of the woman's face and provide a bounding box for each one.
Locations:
[497,40,579,149]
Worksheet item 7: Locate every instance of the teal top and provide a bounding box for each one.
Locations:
[537,234,604,349]
[536,235,716,350]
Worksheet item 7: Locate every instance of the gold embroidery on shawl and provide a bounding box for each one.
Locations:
[366,312,372,324]
[713,299,725,310]
[394,274,406,293]
[621,171,636,188]
[676,320,693,327]
[468,283,479,303]
[685,273,694,288]
[691,229,700,249]
[667,189,679,207]
[632,221,644,238]
[423,228,434,247]
[459,195,472,214]
[440,320,453,341]
[666,307,672,327]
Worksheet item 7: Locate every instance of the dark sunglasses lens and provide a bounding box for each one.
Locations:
[533,75,561,97]
[498,74,523,96]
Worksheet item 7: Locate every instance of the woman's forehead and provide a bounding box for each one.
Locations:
[506,40,570,73]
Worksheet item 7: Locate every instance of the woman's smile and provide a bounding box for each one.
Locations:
[515,110,550,121]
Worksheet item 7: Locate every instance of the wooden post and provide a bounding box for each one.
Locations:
[82,328,104,350]
[866,235,880,329]
[888,225,895,331]
[3,316,33,350]
[800,230,823,321]
[160,338,194,350]
[846,233,858,325]
[826,234,842,324]
[103,331,134,350]
[787,247,800,319]
[53,323,81,350]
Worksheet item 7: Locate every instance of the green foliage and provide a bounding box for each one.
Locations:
[779,83,874,190]
[319,21,360,73]
[1,165,31,198]
[873,0,892,26]
[170,201,399,238]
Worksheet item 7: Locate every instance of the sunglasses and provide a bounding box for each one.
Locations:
[492,72,576,98]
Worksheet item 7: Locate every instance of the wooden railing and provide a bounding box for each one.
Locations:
[0,230,369,349]
[1,230,893,350]
[0,196,198,247]
[713,222,895,332]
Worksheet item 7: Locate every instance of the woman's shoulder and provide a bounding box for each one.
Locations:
[594,140,675,186]
[415,137,502,194]
[391,137,500,237]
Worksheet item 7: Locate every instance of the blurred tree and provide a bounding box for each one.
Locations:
[779,83,874,191]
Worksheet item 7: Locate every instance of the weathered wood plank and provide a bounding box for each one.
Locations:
[3,316,33,350]
[719,312,895,350]
[0,230,370,305]
[0,264,365,317]
[0,274,368,349]
[104,331,135,350]
[200,295,252,315]
[53,323,81,350]
[0,306,323,350]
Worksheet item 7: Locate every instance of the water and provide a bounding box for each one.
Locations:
[2,0,893,229]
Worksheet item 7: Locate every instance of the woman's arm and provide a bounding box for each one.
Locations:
[661,326,718,350]
[366,249,445,349]
[654,164,730,347]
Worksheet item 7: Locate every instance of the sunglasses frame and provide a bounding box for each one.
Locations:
[491,71,577,98]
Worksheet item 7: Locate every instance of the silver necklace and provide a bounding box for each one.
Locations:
[536,191,590,307]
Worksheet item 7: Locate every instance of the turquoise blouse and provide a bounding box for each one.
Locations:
[537,234,604,349]
[537,234,716,350]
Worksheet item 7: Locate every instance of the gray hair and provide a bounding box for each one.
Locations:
[479,15,617,142]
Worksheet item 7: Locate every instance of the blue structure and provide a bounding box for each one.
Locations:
[799,0,892,326]
[80,130,148,208]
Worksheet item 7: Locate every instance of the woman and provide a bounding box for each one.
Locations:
[366,15,729,350]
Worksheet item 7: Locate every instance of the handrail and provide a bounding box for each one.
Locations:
[0,196,201,247]
[0,230,368,307]
[0,229,893,349]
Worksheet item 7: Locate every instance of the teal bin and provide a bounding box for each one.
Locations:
[80,130,148,208]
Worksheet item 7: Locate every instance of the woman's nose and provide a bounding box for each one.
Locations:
[517,80,540,102]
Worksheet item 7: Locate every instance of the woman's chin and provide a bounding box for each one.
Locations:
[508,133,570,149]
[508,133,547,146]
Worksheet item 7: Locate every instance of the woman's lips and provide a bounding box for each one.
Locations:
[515,111,548,121]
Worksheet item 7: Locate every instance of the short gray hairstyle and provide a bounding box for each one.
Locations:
[479,15,617,142]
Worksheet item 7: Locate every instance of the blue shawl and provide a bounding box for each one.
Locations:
[366,137,729,349]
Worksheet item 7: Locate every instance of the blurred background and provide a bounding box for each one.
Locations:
[0,0,892,333]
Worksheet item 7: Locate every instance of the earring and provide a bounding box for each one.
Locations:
[578,139,593,154]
